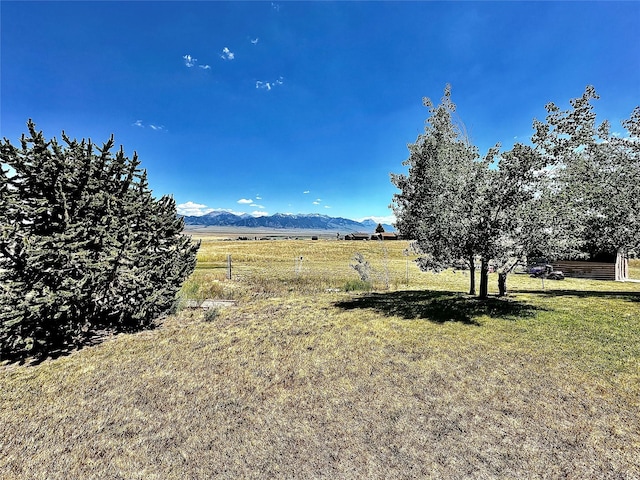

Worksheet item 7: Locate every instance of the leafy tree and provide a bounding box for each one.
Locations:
[391,86,544,298]
[0,121,199,360]
[375,223,385,234]
[532,86,640,257]
[391,86,484,296]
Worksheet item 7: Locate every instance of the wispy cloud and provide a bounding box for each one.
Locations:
[177,203,258,217]
[255,195,262,200]
[312,201,320,205]
[324,205,331,209]
[132,120,164,131]
[237,198,253,204]
[250,204,265,209]
[303,190,310,194]
[271,2,281,12]
[256,76,284,91]
[176,201,215,216]
[183,54,212,70]
[252,210,269,217]
[251,38,259,45]
[357,215,397,225]
[220,47,235,60]
[183,54,197,67]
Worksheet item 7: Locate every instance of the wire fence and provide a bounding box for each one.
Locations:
[192,242,425,290]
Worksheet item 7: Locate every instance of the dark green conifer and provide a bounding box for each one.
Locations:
[0,121,199,360]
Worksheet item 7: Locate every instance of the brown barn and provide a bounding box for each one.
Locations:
[552,249,629,281]
[370,232,399,241]
[345,233,370,241]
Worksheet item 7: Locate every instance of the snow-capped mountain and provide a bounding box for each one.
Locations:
[181,212,395,232]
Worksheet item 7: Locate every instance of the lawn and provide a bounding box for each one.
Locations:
[1,238,639,479]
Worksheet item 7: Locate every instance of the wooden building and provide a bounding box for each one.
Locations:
[370,232,399,241]
[344,233,371,241]
[552,249,629,281]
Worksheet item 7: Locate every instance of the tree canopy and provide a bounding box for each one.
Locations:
[391,86,541,297]
[391,85,638,298]
[0,121,200,360]
[532,87,640,257]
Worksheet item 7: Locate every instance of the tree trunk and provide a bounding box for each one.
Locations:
[479,258,489,299]
[468,255,476,296]
[498,272,507,296]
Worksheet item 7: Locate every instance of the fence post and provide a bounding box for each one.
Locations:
[227,254,232,280]
[295,256,303,276]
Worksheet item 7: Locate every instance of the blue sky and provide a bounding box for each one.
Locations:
[2,1,639,223]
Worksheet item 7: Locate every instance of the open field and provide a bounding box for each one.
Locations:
[183,226,347,240]
[1,238,639,479]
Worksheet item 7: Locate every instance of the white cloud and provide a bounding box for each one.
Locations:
[256,76,284,91]
[324,205,331,209]
[177,203,257,217]
[237,198,253,204]
[357,215,397,225]
[303,190,310,194]
[252,210,269,217]
[315,198,322,202]
[312,201,320,205]
[255,195,262,200]
[250,204,265,209]
[133,120,165,131]
[220,47,235,60]
[176,201,215,216]
[199,64,211,70]
[183,54,197,67]
[251,38,259,44]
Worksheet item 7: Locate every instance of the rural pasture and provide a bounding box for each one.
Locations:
[1,235,639,479]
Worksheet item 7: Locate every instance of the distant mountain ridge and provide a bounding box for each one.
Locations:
[182,212,395,232]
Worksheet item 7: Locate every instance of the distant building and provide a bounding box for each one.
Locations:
[371,232,399,241]
[344,233,370,241]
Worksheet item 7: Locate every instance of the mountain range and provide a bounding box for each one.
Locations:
[181,212,395,233]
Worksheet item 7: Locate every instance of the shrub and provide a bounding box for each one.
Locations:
[0,121,200,360]
[343,279,373,292]
[350,252,371,282]
[203,308,220,322]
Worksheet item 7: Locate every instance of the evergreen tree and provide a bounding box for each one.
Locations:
[0,121,199,360]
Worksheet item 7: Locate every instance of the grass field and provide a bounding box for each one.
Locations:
[1,237,639,479]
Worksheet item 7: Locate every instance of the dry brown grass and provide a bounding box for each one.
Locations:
[2,238,639,479]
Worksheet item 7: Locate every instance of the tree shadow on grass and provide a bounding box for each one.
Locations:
[335,290,544,326]
[515,289,640,303]
[1,324,160,367]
